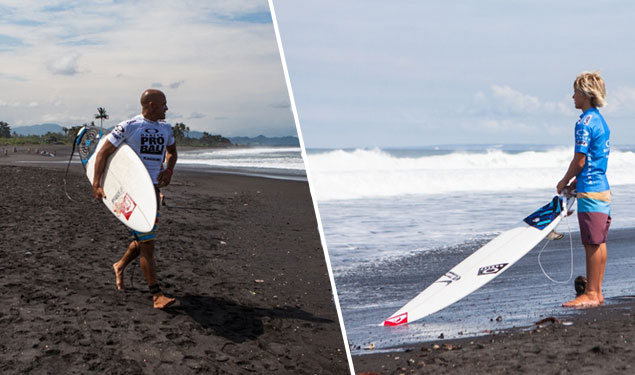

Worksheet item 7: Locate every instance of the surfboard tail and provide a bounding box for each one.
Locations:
[383,312,408,326]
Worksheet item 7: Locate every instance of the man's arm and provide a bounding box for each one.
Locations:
[158,144,177,188]
[92,141,117,200]
[556,152,586,194]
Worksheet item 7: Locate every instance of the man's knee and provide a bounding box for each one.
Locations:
[139,240,155,255]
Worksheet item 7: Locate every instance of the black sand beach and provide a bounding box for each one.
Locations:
[0,146,349,374]
[354,297,635,374]
[349,225,635,374]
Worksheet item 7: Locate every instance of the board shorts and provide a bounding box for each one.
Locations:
[129,187,161,243]
[577,191,611,245]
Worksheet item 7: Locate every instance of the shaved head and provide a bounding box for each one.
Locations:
[140,89,166,108]
[140,89,168,121]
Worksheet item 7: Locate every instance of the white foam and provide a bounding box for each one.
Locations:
[184,147,301,157]
[307,148,635,201]
[177,147,305,171]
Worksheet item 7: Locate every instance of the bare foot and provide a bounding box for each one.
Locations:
[113,262,125,290]
[563,292,601,308]
[153,294,176,309]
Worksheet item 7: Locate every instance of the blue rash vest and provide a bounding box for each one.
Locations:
[574,107,610,193]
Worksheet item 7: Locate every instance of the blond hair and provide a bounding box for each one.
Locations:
[574,71,607,108]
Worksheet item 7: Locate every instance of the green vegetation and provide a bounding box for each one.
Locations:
[0,121,11,138]
[0,120,232,148]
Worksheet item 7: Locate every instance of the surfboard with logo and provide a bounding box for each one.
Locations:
[383,195,576,326]
[76,126,157,233]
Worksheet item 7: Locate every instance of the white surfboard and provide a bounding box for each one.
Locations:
[77,127,157,233]
[383,195,575,326]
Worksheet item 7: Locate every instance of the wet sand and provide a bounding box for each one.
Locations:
[354,297,634,374]
[351,234,635,375]
[0,147,349,374]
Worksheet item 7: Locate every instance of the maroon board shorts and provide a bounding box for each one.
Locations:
[577,212,611,245]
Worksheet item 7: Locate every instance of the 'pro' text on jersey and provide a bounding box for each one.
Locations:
[107,114,175,184]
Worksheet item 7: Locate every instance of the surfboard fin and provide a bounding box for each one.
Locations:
[546,230,564,240]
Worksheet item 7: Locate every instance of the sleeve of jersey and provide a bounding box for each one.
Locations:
[574,123,590,154]
[167,127,175,147]
[106,123,127,148]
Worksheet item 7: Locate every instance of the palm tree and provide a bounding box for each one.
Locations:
[173,122,190,141]
[95,107,109,128]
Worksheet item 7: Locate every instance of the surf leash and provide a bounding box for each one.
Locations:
[537,194,575,284]
[63,128,83,201]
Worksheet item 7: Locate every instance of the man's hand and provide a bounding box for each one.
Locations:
[159,144,177,188]
[157,168,172,188]
[93,182,106,200]
[556,179,569,195]
[92,140,117,200]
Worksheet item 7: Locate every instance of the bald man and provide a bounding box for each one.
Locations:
[92,89,177,309]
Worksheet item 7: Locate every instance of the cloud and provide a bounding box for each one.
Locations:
[151,80,185,89]
[605,86,635,115]
[0,33,26,51]
[479,119,533,133]
[46,52,81,75]
[0,73,28,81]
[489,84,635,117]
[270,101,290,109]
[60,38,105,46]
[0,100,24,107]
[466,85,574,117]
[491,85,540,112]
[0,100,11,107]
[1,1,297,136]
[218,10,272,24]
[168,80,185,89]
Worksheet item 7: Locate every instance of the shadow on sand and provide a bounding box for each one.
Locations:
[165,294,333,343]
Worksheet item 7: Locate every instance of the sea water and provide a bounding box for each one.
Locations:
[177,147,306,180]
[306,146,635,353]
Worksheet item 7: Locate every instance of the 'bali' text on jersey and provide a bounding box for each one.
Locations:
[107,114,175,184]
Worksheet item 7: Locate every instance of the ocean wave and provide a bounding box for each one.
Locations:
[182,147,301,158]
[307,148,635,201]
[177,147,305,171]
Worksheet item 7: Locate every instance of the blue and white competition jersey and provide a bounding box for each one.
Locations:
[574,107,610,192]
[107,114,175,184]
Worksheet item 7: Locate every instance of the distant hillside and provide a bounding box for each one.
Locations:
[12,123,65,136]
[229,135,300,147]
[188,130,204,139]
[11,124,299,147]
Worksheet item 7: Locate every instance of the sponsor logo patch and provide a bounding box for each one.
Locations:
[576,129,589,137]
[140,128,165,155]
[583,115,592,125]
[477,263,509,276]
[113,192,137,220]
[436,271,461,285]
[384,312,408,326]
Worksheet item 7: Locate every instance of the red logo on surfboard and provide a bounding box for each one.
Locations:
[384,312,408,326]
[114,193,137,220]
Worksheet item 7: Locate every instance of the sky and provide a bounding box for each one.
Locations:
[0,0,297,137]
[273,0,635,148]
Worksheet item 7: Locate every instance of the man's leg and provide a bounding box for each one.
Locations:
[563,242,606,307]
[138,240,175,309]
[588,242,607,304]
[113,240,141,290]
